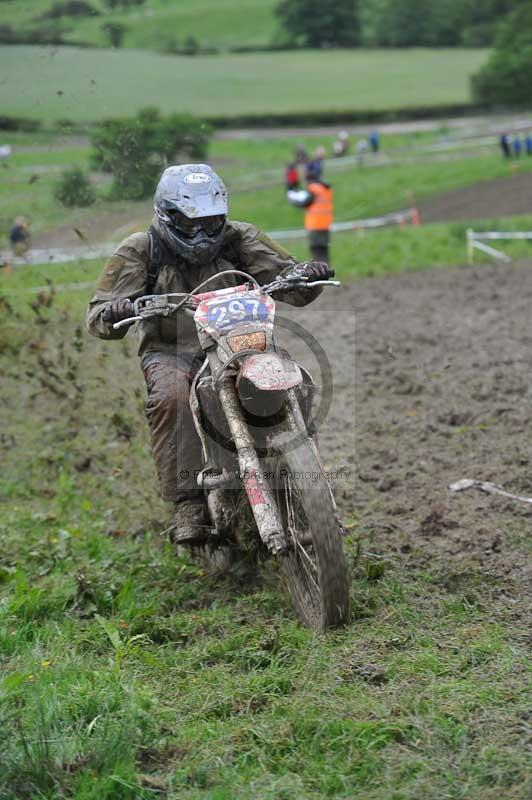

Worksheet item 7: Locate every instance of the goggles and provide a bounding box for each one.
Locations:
[166,209,226,238]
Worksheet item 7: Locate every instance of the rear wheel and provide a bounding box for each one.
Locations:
[271,440,350,630]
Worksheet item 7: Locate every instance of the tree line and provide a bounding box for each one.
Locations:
[276,0,523,48]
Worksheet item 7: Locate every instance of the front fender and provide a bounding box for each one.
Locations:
[238,352,303,391]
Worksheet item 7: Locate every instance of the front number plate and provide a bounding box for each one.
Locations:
[206,297,271,331]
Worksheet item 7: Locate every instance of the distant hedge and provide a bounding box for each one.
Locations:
[0,116,42,132]
[205,103,490,129]
[1,104,498,135]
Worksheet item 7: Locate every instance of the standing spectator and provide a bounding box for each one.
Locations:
[513,137,522,158]
[356,138,368,167]
[294,144,309,165]
[369,129,380,153]
[332,130,350,158]
[305,146,326,182]
[525,135,532,156]
[9,217,30,259]
[500,134,511,158]
[285,162,299,190]
[287,164,333,264]
[0,144,12,165]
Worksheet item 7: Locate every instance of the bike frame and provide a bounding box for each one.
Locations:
[114,270,339,555]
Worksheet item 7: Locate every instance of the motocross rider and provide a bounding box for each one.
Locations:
[86,164,331,543]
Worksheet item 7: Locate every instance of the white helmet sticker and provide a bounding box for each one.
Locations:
[184,173,211,185]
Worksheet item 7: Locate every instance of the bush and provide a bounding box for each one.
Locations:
[275,0,360,47]
[471,5,532,106]
[0,22,66,45]
[55,118,77,132]
[104,0,145,8]
[0,116,41,132]
[182,35,200,56]
[40,1,100,19]
[101,21,127,47]
[90,107,212,201]
[54,168,96,207]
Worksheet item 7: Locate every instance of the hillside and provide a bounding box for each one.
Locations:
[0,45,489,125]
[0,0,279,52]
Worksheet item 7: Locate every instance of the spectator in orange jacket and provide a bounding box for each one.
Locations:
[286,164,333,263]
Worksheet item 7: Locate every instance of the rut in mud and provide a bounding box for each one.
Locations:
[1,261,530,622]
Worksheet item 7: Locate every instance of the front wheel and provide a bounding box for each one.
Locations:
[271,439,350,630]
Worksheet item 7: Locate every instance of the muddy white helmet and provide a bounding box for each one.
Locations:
[154,164,228,264]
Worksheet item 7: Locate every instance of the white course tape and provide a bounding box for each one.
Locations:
[268,208,417,241]
[1,208,419,267]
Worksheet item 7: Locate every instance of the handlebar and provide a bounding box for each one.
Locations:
[112,270,340,330]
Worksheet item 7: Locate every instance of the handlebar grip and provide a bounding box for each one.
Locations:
[328,266,335,279]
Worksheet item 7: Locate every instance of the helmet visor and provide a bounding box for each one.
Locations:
[167,209,226,238]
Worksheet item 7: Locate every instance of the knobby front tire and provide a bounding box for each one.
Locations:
[272,440,350,630]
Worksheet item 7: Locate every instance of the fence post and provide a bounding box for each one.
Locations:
[466,228,474,265]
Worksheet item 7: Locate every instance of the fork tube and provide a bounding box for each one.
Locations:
[217,376,286,554]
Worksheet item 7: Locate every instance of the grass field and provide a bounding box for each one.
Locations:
[1,250,531,799]
[0,45,489,124]
[0,0,279,52]
[2,130,531,247]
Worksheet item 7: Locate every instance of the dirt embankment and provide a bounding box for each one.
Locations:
[418,170,532,223]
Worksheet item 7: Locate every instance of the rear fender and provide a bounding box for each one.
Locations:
[238,352,303,392]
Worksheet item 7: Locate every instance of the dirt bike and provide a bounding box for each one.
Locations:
[114,269,350,630]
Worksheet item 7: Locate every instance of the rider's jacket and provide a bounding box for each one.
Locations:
[86,219,321,367]
[304,182,333,231]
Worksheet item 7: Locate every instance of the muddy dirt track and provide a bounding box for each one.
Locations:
[294,261,532,613]
[418,170,532,223]
[2,261,531,622]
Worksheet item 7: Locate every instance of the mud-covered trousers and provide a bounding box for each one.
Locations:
[143,353,204,504]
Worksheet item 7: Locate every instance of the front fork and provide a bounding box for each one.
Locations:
[216,375,286,555]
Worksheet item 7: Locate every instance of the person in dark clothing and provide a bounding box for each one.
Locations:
[9,217,30,257]
[513,137,522,158]
[525,135,532,156]
[86,164,331,543]
[305,146,326,182]
[369,130,380,153]
[500,134,511,159]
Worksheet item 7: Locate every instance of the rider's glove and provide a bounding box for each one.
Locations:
[300,260,334,281]
[102,298,134,324]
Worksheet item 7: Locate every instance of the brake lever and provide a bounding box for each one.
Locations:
[264,277,341,293]
[113,316,143,330]
[304,279,341,287]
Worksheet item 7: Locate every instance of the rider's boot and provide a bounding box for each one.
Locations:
[172,498,210,545]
